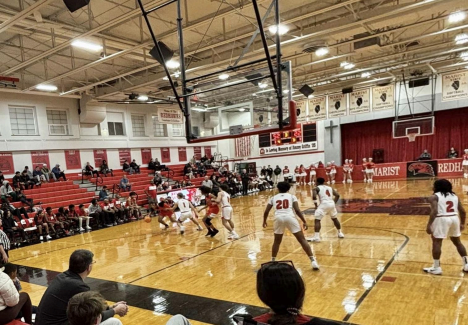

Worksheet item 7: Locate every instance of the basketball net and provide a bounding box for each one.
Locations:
[407,133,417,142]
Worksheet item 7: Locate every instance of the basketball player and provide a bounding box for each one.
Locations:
[158,197,180,231]
[325,162,332,184]
[348,159,354,183]
[214,184,240,239]
[463,149,468,179]
[366,158,375,183]
[262,181,319,270]
[308,177,344,242]
[198,186,220,237]
[342,159,350,184]
[424,179,468,275]
[361,158,368,183]
[173,193,202,234]
[308,163,317,185]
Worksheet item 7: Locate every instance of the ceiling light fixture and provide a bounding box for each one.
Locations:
[455,33,468,45]
[308,95,314,99]
[343,63,356,69]
[166,59,180,69]
[218,73,230,80]
[269,24,289,35]
[239,108,246,112]
[461,51,468,60]
[315,47,329,57]
[36,84,58,91]
[71,40,103,52]
[258,82,268,89]
[138,95,149,101]
[283,89,290,94]
[361,72,372,78]
[449,11,466,24]
[340,61,350,67]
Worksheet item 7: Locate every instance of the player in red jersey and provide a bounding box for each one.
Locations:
[325,162,332,184]
[158,197,180,231]
[361,158,368,183]
[342,159,350,184]
[463,149,468,179]
[198,186,221,237]
[366,158,375,183]
[308,163,317,185]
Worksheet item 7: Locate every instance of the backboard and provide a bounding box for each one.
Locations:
[392,116,434,141]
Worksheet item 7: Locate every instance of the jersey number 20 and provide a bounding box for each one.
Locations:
[276,200,290,209]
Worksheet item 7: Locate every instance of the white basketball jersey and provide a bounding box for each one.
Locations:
[269,193,297,217]
[177,199,191,213]
[435,192,459,216]
[220,192,231,207]
[317,185,334,203]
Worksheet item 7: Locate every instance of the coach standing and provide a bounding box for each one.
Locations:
[241,169,249,196]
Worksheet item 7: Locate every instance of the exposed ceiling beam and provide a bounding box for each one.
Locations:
[0,0,55,34]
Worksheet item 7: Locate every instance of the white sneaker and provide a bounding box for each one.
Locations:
[348,180,353,184]
[342,180,346,184]
[79,227,85,232]
[463,264,468,272]
[86,226,92,230]
[311,260,320,270]
[423,266,442,275]
[46,235,52,240]
[332,180,335,184]
[327,181,330,185]
[307,236,321,242]
[40,236,43,241]
[338,231,345,238]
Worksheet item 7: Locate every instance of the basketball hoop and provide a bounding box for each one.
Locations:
[407,133,417,142]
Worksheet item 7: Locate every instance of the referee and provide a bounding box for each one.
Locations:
[241,169,250,196]
[0,218,10,263]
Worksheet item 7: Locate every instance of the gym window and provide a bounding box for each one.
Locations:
[172,124,184,137]
[131,115,146,137]
[9,106,38,136]
[108,122,124,136]
[46,109,70,135]
[152,116,167,137]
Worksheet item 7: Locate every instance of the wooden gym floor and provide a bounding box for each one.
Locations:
[9,177,468,325]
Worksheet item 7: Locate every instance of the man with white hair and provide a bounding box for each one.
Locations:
[41,163,55,182]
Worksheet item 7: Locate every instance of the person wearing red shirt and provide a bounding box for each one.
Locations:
[112,195,128,223]
[361,158,368,183]
[366,158,375,183]
[325,162,332,184]
[463,149,468,179]
[99,199,116,227]
[34,210,52,240]
[157,197,179,230]
[308,164,317,185]
[145,180,158,204]
[74,204,92,230]
[199,186,220,237]
[45,207,68,236]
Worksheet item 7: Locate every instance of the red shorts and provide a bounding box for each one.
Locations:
[207,207,219,216]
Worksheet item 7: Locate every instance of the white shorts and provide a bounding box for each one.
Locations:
[222,206,233,220]
[274,215,301,234]
[179,211,192,222]
[431,216,461,238]
[330,170,336,175]
[300,173,306,176]
[315,201,338,220]
[366,169,374,174]
[463,160,468,166]
[310,171,316,176]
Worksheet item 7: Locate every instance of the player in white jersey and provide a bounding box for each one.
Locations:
[308,177,344,242]
[172,193,203,234]
[424,179,468,275]
[215,184,240,239]
[263,182,319,270]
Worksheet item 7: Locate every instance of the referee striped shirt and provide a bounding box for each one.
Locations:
[0,229,10,251]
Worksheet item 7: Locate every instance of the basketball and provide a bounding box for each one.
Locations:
[144,216,151,223]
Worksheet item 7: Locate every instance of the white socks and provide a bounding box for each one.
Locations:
[433,259,440,268]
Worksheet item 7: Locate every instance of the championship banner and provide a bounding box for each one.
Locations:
[64,150,82,170]
[157,107,184,124]
[307,96,327,121]
[0,152,14,174]
[372,84,395,111]
[141,148,152,164]
[204,147,212,158]
[93,149,107,167]
[31,151,50,168]
[178,147,187,162]
[328,93,347,118]
[442,70,468,102]
[161,147,171,163]
[349,88,371,115]
[119,149,131,165]
[194,146,202,160]
[296,100,307,123]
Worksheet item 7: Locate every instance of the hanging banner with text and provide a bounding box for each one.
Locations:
[328,93,347,118]
[0,152,14,174]
[141,148,152,164]
[349,88,371,115]
[31,151,50,168]
[93,149,108,167]
[157,107,184,124]
[296,100,307,123]
[194,146,202,160]
[204,147,212,158]
[178,147,187,162]
[64,150,82,170]
[372,84,395,111]
[260,142,318,155]
[161,147,171,163]
[442,70,468,102]
[119,149,132,165]
[307,96,327,121]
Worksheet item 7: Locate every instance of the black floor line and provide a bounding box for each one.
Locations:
[341,227,410,322]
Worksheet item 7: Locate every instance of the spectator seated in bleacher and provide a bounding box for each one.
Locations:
[45,207,69,237]
[73,204,92,231]
[201,176,213,189]
[67,291,123,325]
[122,160,134,175]
[35,249,127,325]
[153,173,163,186]
[1,181,17,204]
[4,203,29,222]
[184,164,194,180]
[41,164,55,182]
[3,263,38,317]
[111,195,128,224]
[84,162,99,178]
[88,199,103,229]
[12,173,22,191]
[57,207,74,233]
[52,164,67,182]
[0,261,32,324]
[148,158,156,173]
[33,166,46,184]
[218,165,227,176]
[197,164,207,177]
[200,155,208,164]
[172,181,180,189]
[0,171,4,184]
[20,170,35,190]
[130,159,141,174]
[34,210,53,241]
[154,158,167,171]
[99,186,109,201]
[24,166,39,187]
[13,188,35,211]
[161,182,171,191]
[100,160,113,177]
[119,175,131,192]
[100,199,117,227]
[1,210,27,246]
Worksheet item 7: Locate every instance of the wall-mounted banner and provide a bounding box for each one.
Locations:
[260,141,318,155]
[349,88,371,115]
[157,107,184,124]
[31,151,50,168]
[296,100,307,123]
[372,84,395,111]
[0,152,14,174]
[442,70,468,102]
[118,149,132,166]
[307,96,327,121]
[161,147,171,163]
[178,147,187,162]
[328,93,347,118]
[65,150,82,170]
[93,150,108,167]
[194,146,202,160]
[141,148,152,164]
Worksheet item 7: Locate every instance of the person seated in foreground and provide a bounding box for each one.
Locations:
[0,262,32,324]
[130,159,141,174]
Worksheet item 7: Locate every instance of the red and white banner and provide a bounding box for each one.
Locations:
[31,151,50,169]
[204,147,212,158]
[65,150,82,170]
[178,147,187,162]
[438,158,463,176]
[161,147,171,163]
[235,136,252,157]
[194,146,202,160]
[141,148,152,164]
[93,150,108,167]
[119,149,132,166]
[0,152,14,174]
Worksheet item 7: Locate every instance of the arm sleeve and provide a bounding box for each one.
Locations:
[1,278,20,307]
[101,307,116,321]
